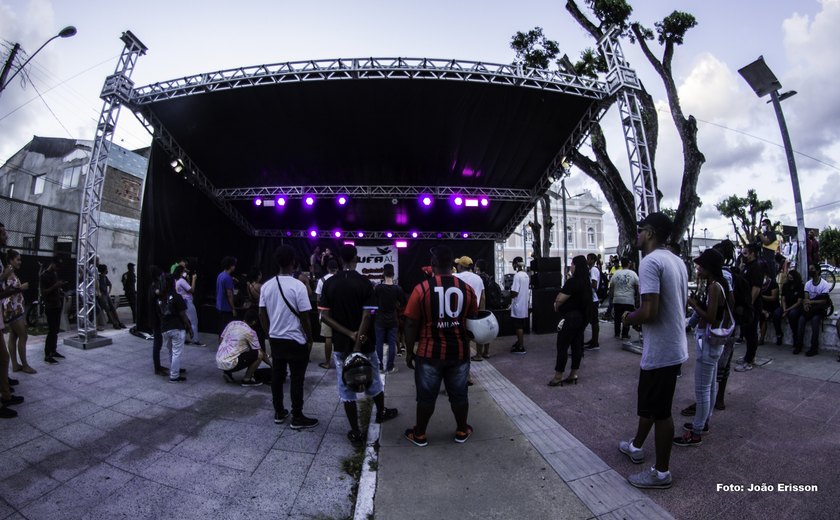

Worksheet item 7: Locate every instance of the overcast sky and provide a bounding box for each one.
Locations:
[1,0,838,248]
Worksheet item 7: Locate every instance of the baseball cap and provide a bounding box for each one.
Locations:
[455,256,473,267]
[637,212,674,241]
[694,248,723,273]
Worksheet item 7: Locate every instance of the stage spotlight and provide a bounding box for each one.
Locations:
[357,231,365,238]
[480,197,489,207]
[453,196,463,206]
[334,230,342,238]
[462,232,470,239]
[276,196,286,207]
[304,196,315,206]
[436,233,443,239]
[337,195,348,206]
[385,232,393,238]
[253,198,263,206]
[343,241,355,246]
[420,195,433,207]
[465,198,479,207]
[170,158,184,173]
[309,229,318,238]
[395,240,408,248]
[411,231,419,238]
[285,231,292,237]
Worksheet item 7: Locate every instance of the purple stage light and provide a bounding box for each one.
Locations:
[309,229,318,238]
[304,196,315,206]
[334,230,342,238]
[343,241,355,246]
[462,232,470,239]
[253,198,263,206]
[357,231,365,238]
[420,195,433,207]
[436,233,443,239]
[395,240,408,248]
[285,231,292,237]
[276,196,286,207]
[411,231,418,239]
[480,197,489,207]
[385,232,393,238]
[337,196,348,206]
[465,198,479,207]
[453,196,463,206]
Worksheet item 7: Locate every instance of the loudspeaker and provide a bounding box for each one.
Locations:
[530,257,562,272]
[531,288,561,334]
[533,271,564,289]
[493,308,530,336]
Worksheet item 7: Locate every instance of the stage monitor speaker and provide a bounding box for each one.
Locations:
[530,257,562,272]
[533,271,564,289]
[531,288,560,334]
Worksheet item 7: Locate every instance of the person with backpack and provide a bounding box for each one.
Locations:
[158,273,192,383]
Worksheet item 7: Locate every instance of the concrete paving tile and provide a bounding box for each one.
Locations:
[597,499,674,520]
[10,435,70,465]
[510,410,561,434]
[105,443,169,474]
[80,408,135,431]
[19,482,99,520]
[543,446,612,482]
[290,458,353,519]
[527,427,584,454]
[0,498,13,519]
[80,390,128,408]
[35,448,98,483]
[567,470,643,516]
[0,466,61,509]
[65,462,140,502]
[208,423,278,472]
[132,387,171,404]
[0,421,42,451]
[25,410,81,434]
[0,451,29,481]
[80,476,176,520]
[272,427,325,454]
[109,397,171,421]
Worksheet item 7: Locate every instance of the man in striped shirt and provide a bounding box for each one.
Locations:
[403,245,478,446]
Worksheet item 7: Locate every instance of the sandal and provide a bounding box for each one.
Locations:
[347,430,364,445]
[318,362,332,370]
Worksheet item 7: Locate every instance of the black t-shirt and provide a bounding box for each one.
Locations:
[319,270,377,354]
[781,280,804,308]
[158,293,187,332]
[761,279,780,309]
[744,260,764,311]
[557,276,590,316]
[374,283,406,328]
[39,270,63,309]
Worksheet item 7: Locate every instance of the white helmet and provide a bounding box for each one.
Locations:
[466,310,499,344]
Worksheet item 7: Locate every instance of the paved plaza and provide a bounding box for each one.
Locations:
[1,318,838,519]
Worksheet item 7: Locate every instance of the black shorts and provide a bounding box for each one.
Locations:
[230,349,260,372]
[512,317,528,330]
[637,364,681,420]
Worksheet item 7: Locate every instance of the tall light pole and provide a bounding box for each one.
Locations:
[738,56,807,281]
[0,26,77,100]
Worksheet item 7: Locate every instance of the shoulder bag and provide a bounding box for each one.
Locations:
[704,282,735,347]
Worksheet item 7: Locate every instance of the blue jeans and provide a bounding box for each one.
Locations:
[333,351,384,402]
[414,358,469,406]
[162,329,186,380]
[693,331,724,434]
[375,324,398,371]
[184,299,199,339]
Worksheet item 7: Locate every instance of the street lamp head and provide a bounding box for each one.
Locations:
[58,26,77,38]
[738,56,782,97]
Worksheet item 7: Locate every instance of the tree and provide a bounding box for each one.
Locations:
[714,189,772,246]
[820,227,840,265]
[510,1,705,254]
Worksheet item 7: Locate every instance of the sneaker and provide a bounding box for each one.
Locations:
[44,357,59,365]
[404,427,428,447]
[454,424,474,443]
[192,341,207,347]
[511,345,527,355]
[0,406,17,419]
[347,429,364,445]
[683,422,709,434]
[290,415,319,430]
[387,367,398,374]
[274,409,290,424]
[155,368,169,377]
[52,352,65,359]
[240,378,262,387]
[680,403,697,417]
[510,342,521,353]
[805,349,819,357]
[583,344,600,351]
[619,439,645,464]
[628,466,673,489]
[1,395,24,406]
[734,362,755,372]
[375,408,399,424]
[222,371,236,384]
[775,336,783,346]
[734,337,745,345]
[735,356,745,364]
[620,335,631,340]
[8,378,18,386]
[673,431,703,447]
[168,376,187,383]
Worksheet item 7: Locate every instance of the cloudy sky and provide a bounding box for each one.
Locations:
[1,0,838,247]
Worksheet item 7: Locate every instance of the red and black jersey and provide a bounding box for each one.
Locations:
[404,274,478,360]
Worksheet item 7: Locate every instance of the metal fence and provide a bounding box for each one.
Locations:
[0,195,79,257]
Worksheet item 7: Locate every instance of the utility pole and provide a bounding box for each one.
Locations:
[0,43,21,101]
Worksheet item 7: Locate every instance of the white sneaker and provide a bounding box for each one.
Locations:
[619,439,645,464]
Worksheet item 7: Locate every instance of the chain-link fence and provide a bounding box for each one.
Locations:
[0,195,78,256]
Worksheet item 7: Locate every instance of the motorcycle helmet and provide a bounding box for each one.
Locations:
[466,310,499,344]
[342,352,375,392]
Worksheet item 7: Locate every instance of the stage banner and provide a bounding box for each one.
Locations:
[356,245,399,284]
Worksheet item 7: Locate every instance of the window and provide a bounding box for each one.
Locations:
[566,226,574,246]
[61,166,83,189]
[587,227,596,247]
[8,182,14,198]
[31,175,45,195]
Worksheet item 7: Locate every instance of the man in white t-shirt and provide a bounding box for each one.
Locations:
[510,257,530,354]
[315,259,339,369]
[620,212,688,490]
[259,245,318,430]
[610,257,639,339]
[584,253,602,350]
[454,256,486,361]
[799,264,832,356]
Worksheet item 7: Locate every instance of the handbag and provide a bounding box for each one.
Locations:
[704,282,735,348]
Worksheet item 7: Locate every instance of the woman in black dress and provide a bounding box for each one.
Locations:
[549,255,593,386]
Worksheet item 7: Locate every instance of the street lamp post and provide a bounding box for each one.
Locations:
[738,56,807,281]
[0,26,77,100]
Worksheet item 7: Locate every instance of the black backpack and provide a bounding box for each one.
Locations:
[483,274,503,310]
[157,294,175,318]
[596,271,609,301]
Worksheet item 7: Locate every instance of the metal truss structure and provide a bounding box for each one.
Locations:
[74,31,146,343]
[132,107,255,235]
[217,185,535,203]
[253,229,503,241]
[129,57,608,106]
[598,28,658,220]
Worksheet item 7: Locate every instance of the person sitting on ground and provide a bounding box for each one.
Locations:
[217,309,266,387]
[798,264,831,356]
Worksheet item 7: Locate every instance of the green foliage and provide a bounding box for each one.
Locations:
[660,207,677,220]
[587,0,633,32]
[510,27,560,70]
[714,189,773,245]
[820,227,840,264]
[575,48,607,78]
[655,11,698,45]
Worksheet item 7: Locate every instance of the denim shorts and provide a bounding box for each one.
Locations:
[333,351,384,402]
[414,357,470,406]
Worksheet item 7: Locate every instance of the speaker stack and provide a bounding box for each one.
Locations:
[530,257,564,334]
